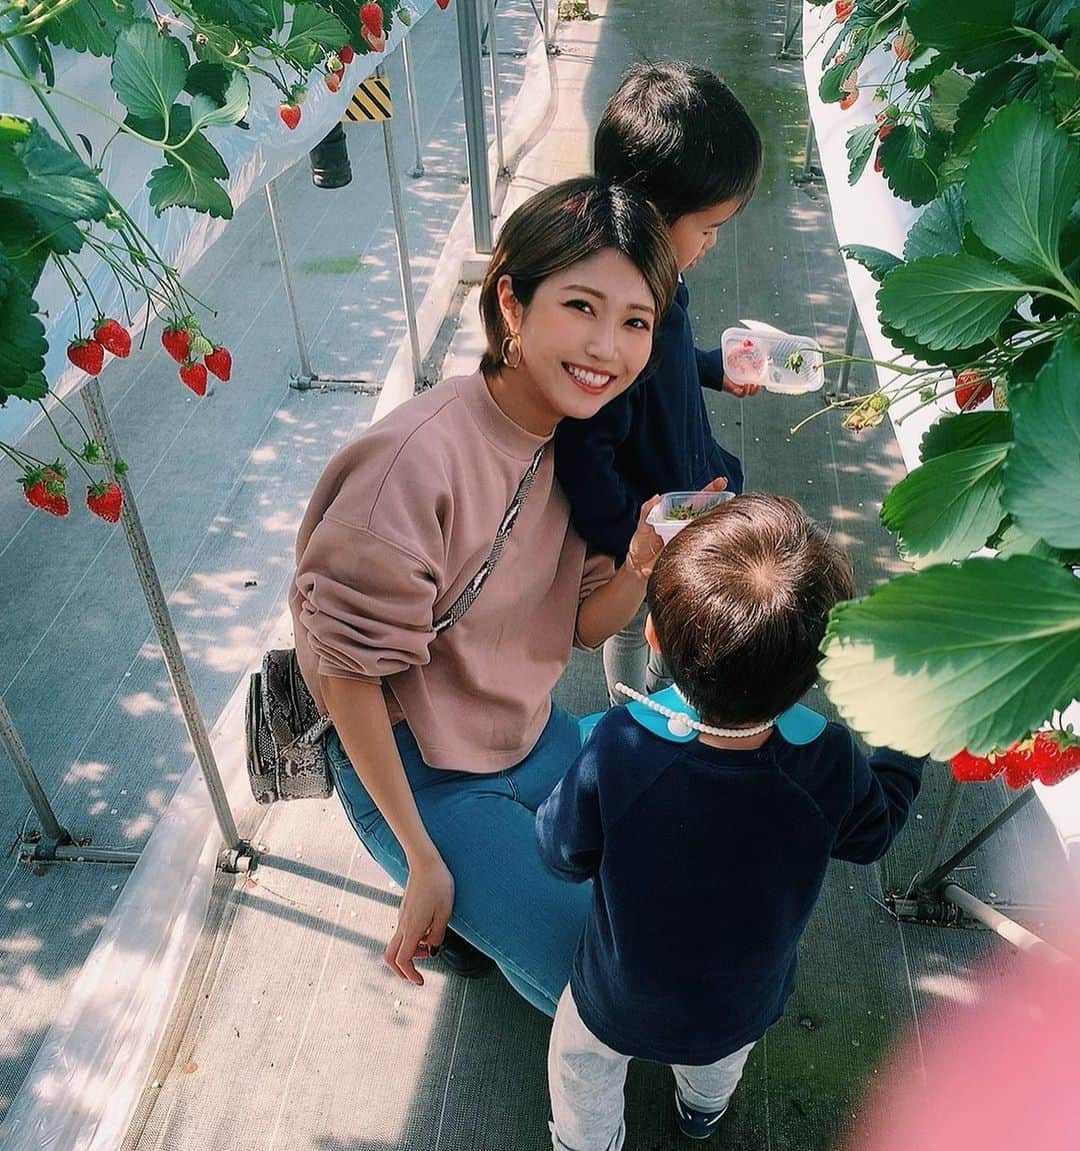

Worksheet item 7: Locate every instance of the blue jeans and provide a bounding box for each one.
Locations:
[327,704,591,1016]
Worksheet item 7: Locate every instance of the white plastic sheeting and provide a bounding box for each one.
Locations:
[0,0,438,445]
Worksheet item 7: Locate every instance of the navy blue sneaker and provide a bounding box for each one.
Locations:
[673,1091,729,1140]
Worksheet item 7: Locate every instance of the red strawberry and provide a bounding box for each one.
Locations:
[204,345,232,381]
[361,26,386,51]
[835,0,853,20]
[949,749,1004,783]
[359,1,383,37]
[279,102,302,130]
[162,322,192,363]
[86,480,123,523]
[339,43,355,64]
[93,317,132,358]
[67,337,105,375]
[876,121,894,142]
[436,0,450,9]
[326,69,342,93]
[999,743,1036,790]
[179,360,208,396]
[954,369,992,411]
[1028,732,1080,787]
[21,463,69,517]
[839,90,858,111]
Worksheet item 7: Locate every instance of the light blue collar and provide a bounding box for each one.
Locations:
[579,686,826,746]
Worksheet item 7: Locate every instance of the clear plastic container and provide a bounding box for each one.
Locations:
[721,325,824,394]
[646,490,735,543]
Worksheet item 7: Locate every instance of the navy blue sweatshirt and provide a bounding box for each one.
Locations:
[535,707,924,1064]
[553,280,744,561]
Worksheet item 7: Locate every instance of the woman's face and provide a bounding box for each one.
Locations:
[496,248,657,434]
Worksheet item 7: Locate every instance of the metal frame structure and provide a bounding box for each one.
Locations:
[779,0,802,60]
[2,0,502,877]
[888,778,1073,964]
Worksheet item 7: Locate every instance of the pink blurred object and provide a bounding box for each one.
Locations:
[852,950,1080,1151]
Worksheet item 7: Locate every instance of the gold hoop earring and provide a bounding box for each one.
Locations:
[501,333,522,369]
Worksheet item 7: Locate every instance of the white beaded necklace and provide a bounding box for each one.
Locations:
[614,682,777,739]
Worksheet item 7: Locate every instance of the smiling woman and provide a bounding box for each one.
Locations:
[289,177,677,1015]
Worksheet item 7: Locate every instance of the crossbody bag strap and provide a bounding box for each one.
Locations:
[432,442,547,635]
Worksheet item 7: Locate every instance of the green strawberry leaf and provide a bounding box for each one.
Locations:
[188,0,276,39]
[919,410,1013,462]
[43,0,134,56]
[282,2,351,70]
[111,20,189,123]
[819,50,863,104]
[1016,0,1076,38]
[1001,332,1080,549]
[148,158,233,219]
[0,272,46,397]
[927,69,973,133]
[128,108,230,180]
[820,555,1080,758]
[905,47,952,90]
[881,442,1008,568]
[907,0,1031,72]
[878,253,1026,350]
[188,69,250,131]
[964,102,1080,281]
[952,62,1025,150]
[878,123,944,206]
[903,184,966,261]
[841,244,903,282]
[846,123,878,184]
[0,205,50,290]
[191,23,250,66]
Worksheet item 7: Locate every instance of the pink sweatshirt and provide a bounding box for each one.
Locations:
[290,370,614,772]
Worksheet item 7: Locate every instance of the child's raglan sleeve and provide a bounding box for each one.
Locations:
[831,739,927,864]
[535,740,604,882]
[553,389,641,561]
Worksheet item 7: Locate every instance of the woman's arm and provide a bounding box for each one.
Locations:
[321,675,454,987]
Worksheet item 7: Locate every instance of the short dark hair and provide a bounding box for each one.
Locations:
[594,60,764,222]
[647,494,855,726]
[478,177,678,374]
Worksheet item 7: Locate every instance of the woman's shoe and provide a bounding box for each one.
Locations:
[673,1091,729,1140]
[437,928,495,978]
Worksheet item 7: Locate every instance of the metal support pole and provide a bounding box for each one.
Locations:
[779,0,802,59]
[913,775,963,894]
[377,65,424,387]
[80,380,248,867]
[941,884,1075,965]
[833,300,859,399]
[266,179,315,384]
[793,118,823,186]
[456,0,494,253]
[1,695,69,844]
[485,0,506,175]
[401,35,425,178]
[543,0,553,52]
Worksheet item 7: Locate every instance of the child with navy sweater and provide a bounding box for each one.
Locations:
[554,61,764,704]
[536,494,925,1149]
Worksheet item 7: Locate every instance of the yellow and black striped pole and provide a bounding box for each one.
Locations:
[342,73,393,122]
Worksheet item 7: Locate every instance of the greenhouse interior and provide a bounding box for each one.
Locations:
[2,0,1079,1148]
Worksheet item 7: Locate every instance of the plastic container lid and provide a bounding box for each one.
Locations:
[646,490,735,543]
[721,324,824,395]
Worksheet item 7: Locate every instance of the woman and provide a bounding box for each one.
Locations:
[290,178,678,1015]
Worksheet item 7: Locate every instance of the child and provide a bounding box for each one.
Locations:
[536,493,925,1148]
[554,60,764,704]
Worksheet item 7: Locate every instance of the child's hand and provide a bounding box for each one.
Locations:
[721,372,761,398]
[625,495,663,580]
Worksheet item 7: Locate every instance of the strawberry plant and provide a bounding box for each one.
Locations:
[805,0,1080,770]
[0,0,422,516]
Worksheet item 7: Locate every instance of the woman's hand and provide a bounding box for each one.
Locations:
[625,495,663,581]
[721,372,761,398]
[384,850,455,986]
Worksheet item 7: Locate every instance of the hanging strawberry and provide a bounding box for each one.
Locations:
[20,462,70,517]
[93,317,132,358]
[67,337,105,375]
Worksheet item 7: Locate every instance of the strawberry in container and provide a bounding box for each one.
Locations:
[722,324,824,395]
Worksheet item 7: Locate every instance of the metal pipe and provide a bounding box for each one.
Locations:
[401,35,425,178]
[486,0,506,175]
[941,884,1075,965]
[800,118,816,180]
[456,0,494,253]
[542,0,552,51]
[835,300,859,396]
[376,65,424,386]
[80,379,244,856]
[912,775,962,895]
[780,0,802,58]
[921,789,1037,895]
[0,695,69,844]
[50,845,142,865]
[265,179,315,383]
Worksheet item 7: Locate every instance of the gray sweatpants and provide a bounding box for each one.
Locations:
[601,601,672,707]
[547,985,755,1151]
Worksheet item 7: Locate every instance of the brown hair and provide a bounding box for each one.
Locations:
[478,177,678,373]
[647,493,855,725]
